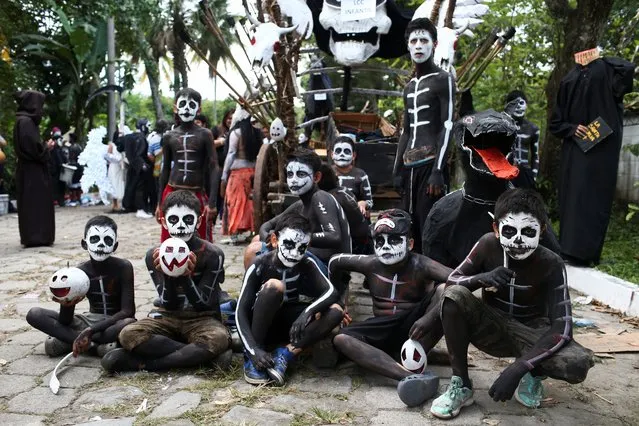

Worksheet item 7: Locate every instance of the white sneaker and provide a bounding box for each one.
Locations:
[136,210,153,219]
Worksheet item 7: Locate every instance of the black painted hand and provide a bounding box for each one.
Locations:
[489,361,528,401]
[427,169,444,197]
[289,312,311,345]
[477,266,515,289]
[251,347,274,370]
[409,315,430,341]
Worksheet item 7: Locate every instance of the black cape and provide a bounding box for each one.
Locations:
[13,90,55,247]
[549,57,634,263]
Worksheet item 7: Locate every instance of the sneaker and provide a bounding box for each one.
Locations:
[515,372,544,408]
[397,371,440,407]
[101,348,145,372]
[244,354,270,385]
[213,348,233,370]
[429,376,474,419]
[44,337,72,357]
[136,209,153,219]
[267,346,295,386]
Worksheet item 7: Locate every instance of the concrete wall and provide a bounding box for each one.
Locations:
[618,116,639,202]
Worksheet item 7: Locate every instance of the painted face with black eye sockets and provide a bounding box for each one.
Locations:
[505,97,527,118]
[332,142,354,167]
[286,161,314,196]
[176,95,199,122]
[85,225,117,261]
[374,233,408,265]
[165,205,198,241]
[277,228,311,267]
[498,212,541,260]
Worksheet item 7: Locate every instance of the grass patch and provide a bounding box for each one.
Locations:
[98,402,138,417]
[596,206,639,283]
[292,408,355,425]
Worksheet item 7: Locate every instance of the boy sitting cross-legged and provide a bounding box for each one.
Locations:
[237,211,344,386]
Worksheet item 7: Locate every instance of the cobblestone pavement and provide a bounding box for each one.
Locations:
[0,206,637,425]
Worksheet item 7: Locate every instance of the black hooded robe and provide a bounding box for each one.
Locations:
[550,58,634,264]
[13,90,55,247]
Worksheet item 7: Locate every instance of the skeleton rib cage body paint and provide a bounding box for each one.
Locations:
[333,166,373,210]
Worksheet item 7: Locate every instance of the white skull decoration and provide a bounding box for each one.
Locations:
[85,225,117,261]
[48,267,90,302]
[277,228,311,267]
[374,233,409,265]
[176,95,199,123]
[505,97,527,118]
[270,117,287,142]
[247,14,297,69]
[319,0,392,66]
[164,205,198,241]
[159,237,191,277]
[433,25,468,74]
[498,212,541,260]
[332,141,354,167]
[286,161,314,196]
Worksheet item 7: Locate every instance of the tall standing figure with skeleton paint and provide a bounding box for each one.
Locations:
[393,18,455,254]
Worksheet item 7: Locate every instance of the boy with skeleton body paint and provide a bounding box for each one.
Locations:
[430,189,594,419]
[156,88,221,241]
[331,136,373,216]
[102,191,230,372]
[27,216,136,357]
[237,211,344,385]
[330,209,453,407]
[504,90,540,189]
[393,18,456,254]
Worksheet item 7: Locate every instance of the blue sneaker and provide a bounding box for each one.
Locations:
[515,372,544,408]
[430,376,474,419]
[244,354,270,385]
[267,346,296,386]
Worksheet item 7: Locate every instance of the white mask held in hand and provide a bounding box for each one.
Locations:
[332,141,354,167]
[276,227,311,267]
[85,225,117,261]
[164,205,199,241]
[286,161,314,196]
[176,95,199,123]
[498,212,541,260]
[374,233,408,265]
[48,267,90,302]
[159,237,190,277]
[408,30,434,64]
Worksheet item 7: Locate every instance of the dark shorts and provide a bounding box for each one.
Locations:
[252,301,310,347]
[443,285,594,383]
[339,291,435,356]
[119,310,230,356]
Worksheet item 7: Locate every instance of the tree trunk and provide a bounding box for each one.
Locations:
[171,0,188,95]
[540,0,615,206]
[145,58,165,122]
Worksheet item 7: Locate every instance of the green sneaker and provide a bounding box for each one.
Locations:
[515,372,544,408]
[430,376,474,419]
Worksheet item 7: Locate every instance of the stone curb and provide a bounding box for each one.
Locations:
[567,265,639,316]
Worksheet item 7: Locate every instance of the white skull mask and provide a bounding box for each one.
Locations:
[319,0,392,66]
[408,30,434,64]
[374,233,408,265]
[159,237,191,277]
[498,212,541,260]
[505,97,527,118]
[276,228,311,267]
[270,118,287,142]
[176,95,199,122]
[332,142,354,167]
[85,225,117,261]
[164,205,198,241]
[286,161,314,196]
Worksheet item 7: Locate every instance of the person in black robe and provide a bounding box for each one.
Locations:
[13,90,55,247]
[549,55,634,266]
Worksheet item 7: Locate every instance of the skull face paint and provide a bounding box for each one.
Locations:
[332,142,354,167]
[505,97,527,118]
[85,225,117,261]
[164,205,198,241]
[176,95,199,122]
[286,161,314,196]
[498,212,541,260]
[374,234,408,265]
[408,30,434,64]
[276,227,311,267]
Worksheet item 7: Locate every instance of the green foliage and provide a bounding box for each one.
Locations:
[595,204,639,284]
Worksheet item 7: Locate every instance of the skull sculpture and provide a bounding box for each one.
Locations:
[318,0,392,66]
[176,94,199,123]
[159,237,191,277]
[498,212,541,260]
[84,225,117,261]
[433,25,468,74]
[247,14,297,69]
[164,205,198,241]
[277,227,311,267]
[270,117,287,142]
[48,267,90,302]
